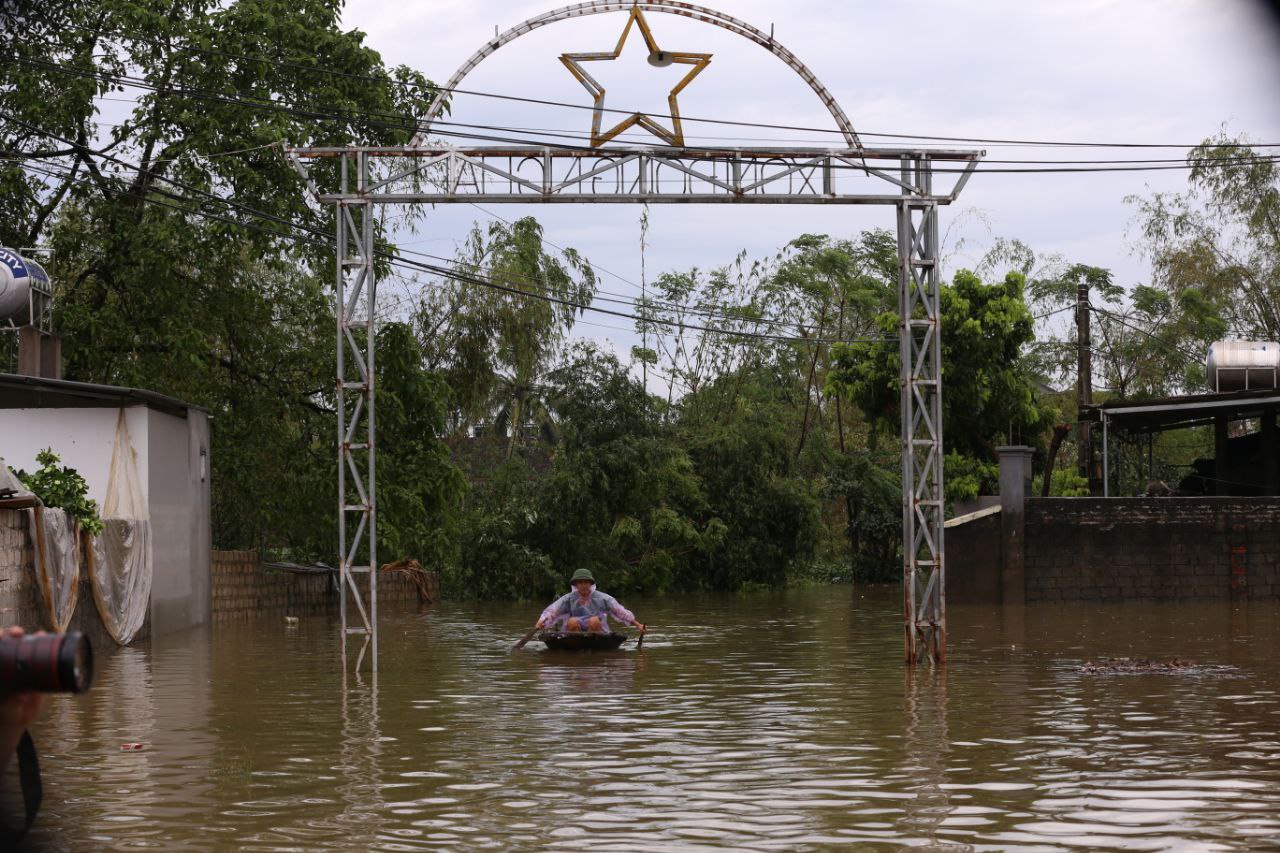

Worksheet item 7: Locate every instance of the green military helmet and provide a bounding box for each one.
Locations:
[570,568,596,584]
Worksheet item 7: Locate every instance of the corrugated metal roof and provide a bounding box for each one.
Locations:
[1081,387,1280,432]
[0,373,207,418]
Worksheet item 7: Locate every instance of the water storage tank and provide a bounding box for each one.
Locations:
[1207,340,1280,392]
[0,247,51,324]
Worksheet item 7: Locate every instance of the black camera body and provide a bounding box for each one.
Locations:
[0,631,93,694]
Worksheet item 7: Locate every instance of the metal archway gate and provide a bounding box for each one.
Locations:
[287,1,982,671]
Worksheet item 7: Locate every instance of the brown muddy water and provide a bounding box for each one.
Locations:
[23,586,1280,850]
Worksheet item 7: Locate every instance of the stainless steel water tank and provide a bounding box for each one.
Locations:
[0,247,50,323]
[1206,340,1280,391]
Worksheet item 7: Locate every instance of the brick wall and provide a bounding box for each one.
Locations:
[1025,498,1280,602]
[945,507,1002,604]
[0,508,43,629]
[0,508,139,650]
[948,497,1280,603]
[211,550,436,620]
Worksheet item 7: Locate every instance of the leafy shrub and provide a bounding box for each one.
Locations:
[15,449,105,534]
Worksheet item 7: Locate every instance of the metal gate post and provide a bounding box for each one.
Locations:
[898,155,946,666]
[335,151,379,671]
[287,137,981,676]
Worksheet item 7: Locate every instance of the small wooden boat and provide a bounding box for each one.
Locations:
[537,631,628,651]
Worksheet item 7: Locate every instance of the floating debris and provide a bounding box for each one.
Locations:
[1079,657,1240,675]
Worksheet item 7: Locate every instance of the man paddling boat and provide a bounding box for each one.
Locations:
[535,569,645,635]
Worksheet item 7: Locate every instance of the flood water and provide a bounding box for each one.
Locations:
[24,586,1280,850]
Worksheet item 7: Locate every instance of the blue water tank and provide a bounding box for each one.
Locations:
[0,247,51,323]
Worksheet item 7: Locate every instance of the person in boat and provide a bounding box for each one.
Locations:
[535,569,645,635]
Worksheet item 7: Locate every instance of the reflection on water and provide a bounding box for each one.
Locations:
[24,587,1280,850]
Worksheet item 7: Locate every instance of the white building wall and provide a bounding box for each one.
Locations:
[0,406,150,506]
[147,408,211,634]
[0,404,210,636]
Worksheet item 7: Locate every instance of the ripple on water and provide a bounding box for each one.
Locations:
[24,588,1280,850]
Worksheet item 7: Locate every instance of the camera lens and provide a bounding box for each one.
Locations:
[0,631,94,694]
[63,633,94,694]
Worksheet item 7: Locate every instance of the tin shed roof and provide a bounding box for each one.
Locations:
[0,373,206,418]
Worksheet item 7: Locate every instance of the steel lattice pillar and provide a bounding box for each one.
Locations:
[335,152,379,672]
[288,141,982,675]
[898,155,946,666]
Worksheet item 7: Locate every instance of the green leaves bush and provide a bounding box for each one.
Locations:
[16,449,105,535]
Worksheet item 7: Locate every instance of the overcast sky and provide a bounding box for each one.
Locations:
[341,0,1280,352]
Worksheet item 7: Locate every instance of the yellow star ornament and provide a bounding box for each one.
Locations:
[560,7,711,147]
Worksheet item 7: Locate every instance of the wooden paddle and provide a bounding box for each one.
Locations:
[635,623,647,650]
[512,624,541,651]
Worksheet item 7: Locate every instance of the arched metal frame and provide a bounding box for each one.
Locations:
[412,0,862,149]
[290,1,982,672]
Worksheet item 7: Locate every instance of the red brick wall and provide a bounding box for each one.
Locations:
[948,498,1280,603]
[0,507,144,648]
[1024,498,1280,601]
[210,550,435,620]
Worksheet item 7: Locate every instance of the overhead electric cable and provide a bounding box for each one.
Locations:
[14,53,1280,163]
[15,155,882,346]
[0,115,916,337]
[16,58,1280,176]
[1088,303,1203,363]
[9,142,860,337]
[35,17,1280,150]
[12,57,1280,178]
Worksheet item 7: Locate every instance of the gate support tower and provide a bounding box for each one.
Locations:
[288,1,981,671]
[897,163,945,665]
[335,154,379,671]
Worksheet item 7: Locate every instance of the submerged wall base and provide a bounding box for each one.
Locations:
[948,497,1280,604]
[211,550,434,620]
[0,508,148,647]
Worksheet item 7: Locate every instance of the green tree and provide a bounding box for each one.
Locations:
[15,449,104,535]
[534,345,714,595]
[766,230,896,461]
[447,345,718,600]
[828,269,1054,459]
[683,399,822,590]
[375,323,465,568]
[636,253,779,410]
[1130,132,1279,344]
[414,217,596,454]
[817,448,899,582]
[1,1,441,557]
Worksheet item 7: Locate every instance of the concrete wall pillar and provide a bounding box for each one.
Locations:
[1214,416,1229,496]
[1263,410,1278,496]
[16,327,61,379]
[998,445,1034,605]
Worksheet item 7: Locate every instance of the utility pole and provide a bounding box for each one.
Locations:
[1076,280,1094,491]
[639,204,649,391]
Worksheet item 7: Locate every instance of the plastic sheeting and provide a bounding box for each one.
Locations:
[33,505,81,631]
[87,410,153,645]
[0,458,80,631]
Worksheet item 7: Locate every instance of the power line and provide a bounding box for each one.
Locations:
[0,115,917,338]
[6,138,878,339]
[17,56,1280,177]
[33,15,1280,151]
[1088,303,1203,363]
[70,88,1280,161]
[14,153,881,347]
[1031,304,1075,322]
